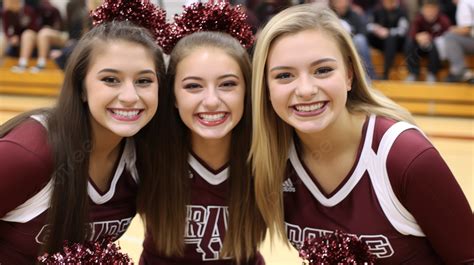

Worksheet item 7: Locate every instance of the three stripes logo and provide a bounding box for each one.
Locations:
[282,178,296,192]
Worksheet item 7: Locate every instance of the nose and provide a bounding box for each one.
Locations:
[202,87,221,110]
[295,74,318,100]
[118,80,139,104]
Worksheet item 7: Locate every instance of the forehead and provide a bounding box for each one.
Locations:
[88,40,155,71]
[267,29,344,67]
[176,47,242,77]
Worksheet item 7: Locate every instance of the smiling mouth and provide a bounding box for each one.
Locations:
[293,102,325,112]
[196,112,229,126]
[109,109,143,121]
[292,101,327,116]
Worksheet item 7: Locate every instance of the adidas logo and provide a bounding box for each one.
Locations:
[282,178,296,192]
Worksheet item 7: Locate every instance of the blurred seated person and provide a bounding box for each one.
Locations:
[404,0,451,82]
[53,0,99,70]
[11,0,64,73]
[368,0,409,79]
[254,0,291,29]
[444,0,474,83]
[330,0,376,79]
[2,0,39,59]
[351,0,378,16]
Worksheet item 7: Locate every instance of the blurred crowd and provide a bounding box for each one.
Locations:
[0,0,101,72]
[1,0,473,83]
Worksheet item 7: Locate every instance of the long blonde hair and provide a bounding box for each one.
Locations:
[250,3,414,243]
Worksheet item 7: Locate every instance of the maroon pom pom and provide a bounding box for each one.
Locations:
[160,2,254,54]
[91,0,168,45]
[299,230,377,265]
[38,236,133,264]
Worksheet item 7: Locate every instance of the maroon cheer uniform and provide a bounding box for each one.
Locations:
[141,153,264,265]
[0,117,139,264]
[284,115,473,264]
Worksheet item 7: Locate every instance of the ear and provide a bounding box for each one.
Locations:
[346,63,354,91]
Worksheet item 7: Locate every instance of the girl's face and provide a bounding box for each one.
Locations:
[84,40,159,140]
[266,29,352,135]
[174,47,245,143]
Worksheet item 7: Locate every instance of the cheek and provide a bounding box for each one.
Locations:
[268,84,287,106]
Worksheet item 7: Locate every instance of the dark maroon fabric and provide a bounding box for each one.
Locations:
[2,5,39,39]
[284,116,473,264]
[0,119,138,264]
[408,13,451,39]
[141,155,264,265]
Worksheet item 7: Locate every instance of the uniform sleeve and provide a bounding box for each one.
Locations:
[353,11,367,35]
[2,11,14,39]
[390,141,474,264]
[455,0,473,27]
[436,15,452,37]
[389,13,409,37]
[409,15,421,39]
[0,140,51,217]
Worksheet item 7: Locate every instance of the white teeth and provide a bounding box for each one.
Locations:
[199,113,225,121]
[112,110,140,118]
[295,102,324,112]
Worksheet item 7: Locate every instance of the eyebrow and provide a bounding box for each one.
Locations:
[97,68,156,75]
[182,74,240,82]
[269,58,337,72]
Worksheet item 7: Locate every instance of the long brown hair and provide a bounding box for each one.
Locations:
[0,20,165,254]
[137,31,266,264]
[250,3,414,243]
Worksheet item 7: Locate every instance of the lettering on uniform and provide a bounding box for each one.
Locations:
[185,205,229,261]
[285,222,394,259]
[359,234,394,258]
[35,217,133,244]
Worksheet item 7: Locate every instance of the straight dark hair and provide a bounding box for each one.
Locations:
[0,20,165,255]
[137,31,266,264]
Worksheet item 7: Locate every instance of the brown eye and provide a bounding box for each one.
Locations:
[315,67,333,75]
[136,78,153,87]
[221,81,237,87]
[101,77,120,84]
[184,83,201,89]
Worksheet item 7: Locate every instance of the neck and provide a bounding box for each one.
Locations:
[191,133,231,170]
[296,111,366,162]
[90,137,123,161]
[90,128,123,162]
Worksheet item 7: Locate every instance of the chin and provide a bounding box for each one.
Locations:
[113,128,142,138]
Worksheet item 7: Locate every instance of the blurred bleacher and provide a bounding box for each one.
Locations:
[0,55,472,118]
[0,57,63,96]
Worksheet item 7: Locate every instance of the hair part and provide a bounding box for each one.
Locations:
[138,31,266,263]
[250,3,414,243]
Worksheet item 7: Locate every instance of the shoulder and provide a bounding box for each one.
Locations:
[1,119,51,160]
[372,115,434,173]
[0,118,53,184]
[438,14,452,24]
[372,116,441,200]
[0,119,54,216]
[372,116,431,155]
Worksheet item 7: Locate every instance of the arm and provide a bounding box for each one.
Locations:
[388,132,474,264]
[455,0,474,36]
[0,121,52,217]
[389,11,409,37]
[353,11,367,35]
[2,10,15,39]
[439,15,452,34]
[408,15,421,39]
